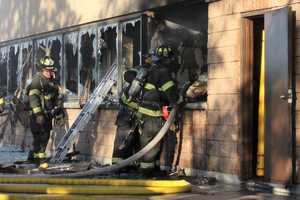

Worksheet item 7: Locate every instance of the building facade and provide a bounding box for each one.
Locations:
[1,0,300,186]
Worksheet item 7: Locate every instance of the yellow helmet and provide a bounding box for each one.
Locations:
[155,45,174,58]
[39,56,57,71]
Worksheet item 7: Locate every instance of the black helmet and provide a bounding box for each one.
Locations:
[39,56,57,71]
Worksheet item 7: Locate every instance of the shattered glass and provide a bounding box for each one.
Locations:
[78,27,97,106]
[97,25,118,105]
[122,20,141,70]
[7,45,19,94]
[64,32,79,100]
[0,46,8,95]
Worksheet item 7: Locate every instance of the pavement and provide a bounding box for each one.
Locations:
[0,146,300,199]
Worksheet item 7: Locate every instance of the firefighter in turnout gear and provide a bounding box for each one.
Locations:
[138,45,179,174]
[113,46,179,176]
[112,58,150,166]
[27,56,62,164]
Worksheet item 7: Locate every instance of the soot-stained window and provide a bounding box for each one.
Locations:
[64,32,79,100]
[147,10,208,104]
[98,25,118,104]
[122,20,141,70]
[0,47,8,96]
[7,46,19,94]
[17,43,33,97]
[79,29,96,105]
[0,16,146,107]
[98,26,117,80]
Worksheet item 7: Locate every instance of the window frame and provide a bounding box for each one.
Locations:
[0,13,143,108]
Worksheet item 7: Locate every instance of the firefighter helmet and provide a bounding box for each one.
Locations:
[39,56,57,71]
[155,45,175,58]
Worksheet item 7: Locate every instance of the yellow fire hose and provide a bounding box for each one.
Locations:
[0,183,191,195]
[256,30,265,177]
[0,178,188,187]
[0,194,148,200]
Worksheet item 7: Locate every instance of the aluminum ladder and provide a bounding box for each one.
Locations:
[50,63,118,163]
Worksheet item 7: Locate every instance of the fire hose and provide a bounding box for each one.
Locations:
[0,106,192,196]
[0,106,177,178]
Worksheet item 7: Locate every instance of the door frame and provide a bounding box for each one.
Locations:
[240,8,295,183]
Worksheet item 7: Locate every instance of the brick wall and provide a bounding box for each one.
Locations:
[178,110,207,171]
[207,0,241,175]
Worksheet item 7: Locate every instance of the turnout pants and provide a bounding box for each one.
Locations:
[138,116,164,169]
[28,115,52,160]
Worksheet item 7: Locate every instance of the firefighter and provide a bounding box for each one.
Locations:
[112,56,152,165]
[112,46,180,176]
[27,56,63,164]
[137,45,179,175]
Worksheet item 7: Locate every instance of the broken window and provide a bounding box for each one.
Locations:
[18,42,33,95]
[0,47,8,96]
[122,20,141,70]
[7,45,19,95]
[98,25,118,104]
[147,11,208,104]
[0,16,146,107]
[35,36,62,83]
[64,32,79,100]
[78,28,96,105]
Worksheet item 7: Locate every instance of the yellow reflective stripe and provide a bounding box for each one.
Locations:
[121,94,139,110]
[0,98,4,105]
[127,101,139,110]
[159,81,174,92]
[44,93,54,100]
[138,106,162,117]
[144,83,156,90]
[32,107,42,114]
[29,89,41,96]
[34,152,46,159]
